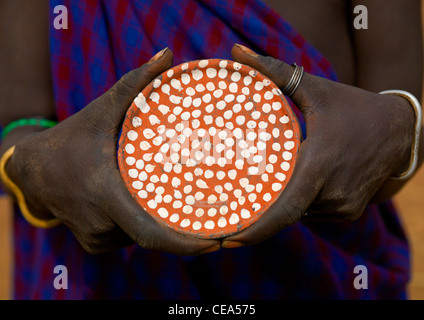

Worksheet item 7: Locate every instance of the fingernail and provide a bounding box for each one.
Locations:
[201,244,221,254]
[148,47,168,64]
[222,241,244,249]
[235,43,258,57]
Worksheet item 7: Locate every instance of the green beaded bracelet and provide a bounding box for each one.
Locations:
[1,118,57,140]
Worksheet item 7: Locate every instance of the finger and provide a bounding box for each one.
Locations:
[231,43,329,111]
[222,140,324,248]
[94,47,174,125]
[109,170,221,256]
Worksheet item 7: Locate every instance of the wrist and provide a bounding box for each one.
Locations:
[381,91,422,180]
[0,131,60,227]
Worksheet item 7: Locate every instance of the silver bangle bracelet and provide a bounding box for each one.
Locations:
[380,90,422,181]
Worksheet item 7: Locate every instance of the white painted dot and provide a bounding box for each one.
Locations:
[158,208,169,218]
[168,114,177,123]
[272,143,281,152]
[235,159,244,170]
[231,72,241,82]
[245,102,254,111]
[138,190,147,199]
[219,60,228,68]
[204,115,213,125]
[272,183,283,192]
[199,60,209,68]
[218,69,228,79]
[251,111,261,120]
[149,92,160,103]
[182,96,192,108]
[170,213,179,223]
[169,95,182,104]
[235,115,245,125]
[193,221,202,230]
[252,203,261,212]
[280,116,290,124]
[253,94,261,103]
[218,81,227,90]
[170,78,182,91]
[158,104,170,115]
[147,199,157,209]
[195,208,205,217]
[139,171,148,181]
[125,144,135,154]
[285,141,295,150]
[268,114,276,124]
[281,162,290,171]
[229,213,240,225]
[154,153,164,163]
[275,172,286,182]
[213,89,224,98]
[207,194,218,204]
[132,117,142,128]
[266,164,274,173]
[192,69,203,81]
[183,205,193,214]
[248,167,259,175]
[262,103,271,113]
[215,117,225,127]
[202,93,212,104]
[127,130,138,141]
[255,81,264,91]
[206,82,216,91]
[204,220,215,230]
[263,193,272,202]
[218,217,227,228]
[186,87,195,96]
[152,136,163,146]
[208,208,217,217]
[126,157,136,166]
[146,183,155,193]
[196,179,209,189]
[193,98,202,107]
[132,181,143,190]
[206,68,217,78]
[241,209,251,219]
[180,219,191,228]
[153,78,161,88]
[173,200,183,209]
[272,101,282,110]
[225,170,236,181]
[283,152,293,161]
[269,154,278,164]
[243,76,252,86]
[139,141,151,151]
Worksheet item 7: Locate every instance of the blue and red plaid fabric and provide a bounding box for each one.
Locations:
[12,0,410,299]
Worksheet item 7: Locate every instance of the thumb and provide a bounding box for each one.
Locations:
[90,47,174,126]
[231,44,327,111]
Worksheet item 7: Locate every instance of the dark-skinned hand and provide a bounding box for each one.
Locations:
[222,44,415,249]
[4,48,220,255]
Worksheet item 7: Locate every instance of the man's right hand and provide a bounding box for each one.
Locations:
[4,48,220,255]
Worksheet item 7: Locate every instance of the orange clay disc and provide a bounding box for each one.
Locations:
[117,59,301,239]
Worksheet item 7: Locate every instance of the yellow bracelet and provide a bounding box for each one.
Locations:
[0,145,60,228]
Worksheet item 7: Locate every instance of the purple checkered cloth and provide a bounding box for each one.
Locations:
[12,0,409,299]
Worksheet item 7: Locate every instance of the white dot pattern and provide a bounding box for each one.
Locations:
[118,59,300,239]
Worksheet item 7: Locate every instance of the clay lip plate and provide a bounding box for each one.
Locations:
[117,58,301,239]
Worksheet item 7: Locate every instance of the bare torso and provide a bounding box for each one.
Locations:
[263,0,356,85]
